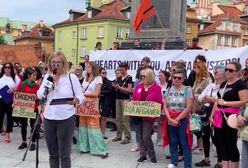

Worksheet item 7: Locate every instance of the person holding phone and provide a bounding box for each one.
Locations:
[37,51,84,168]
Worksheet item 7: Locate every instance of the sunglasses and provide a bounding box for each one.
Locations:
[76,69,82,71]
[173,76,182,80]
[140,75,146,78]
[101,72,107,74]
[50,61,63,67]
[225,68,238,73]
[4,66,11,69]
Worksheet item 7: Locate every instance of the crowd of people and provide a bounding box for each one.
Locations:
[0,39,248,168]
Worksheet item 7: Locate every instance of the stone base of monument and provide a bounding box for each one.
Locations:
[121,36,187,50]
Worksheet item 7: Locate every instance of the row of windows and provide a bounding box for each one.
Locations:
[58,47,86,58]
[57,27,130,42]
[217,35,237,47]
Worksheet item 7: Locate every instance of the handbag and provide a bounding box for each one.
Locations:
[190,113,202,133]
[240,104,248,141]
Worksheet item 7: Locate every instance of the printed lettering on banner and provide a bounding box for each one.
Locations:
[76,97,99,118]
[12,92,36,119]
[124,101,161,117]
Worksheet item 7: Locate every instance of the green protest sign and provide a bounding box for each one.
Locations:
[124,101,161,117]
[12,92,36,119]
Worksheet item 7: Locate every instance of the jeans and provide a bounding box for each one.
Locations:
[242,140,248,168]
[44,115,75,168]
[168,118,191,168]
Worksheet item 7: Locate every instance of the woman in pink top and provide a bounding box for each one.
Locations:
[132,68,163,164]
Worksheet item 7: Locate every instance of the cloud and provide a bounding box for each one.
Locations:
[0,0,85,24]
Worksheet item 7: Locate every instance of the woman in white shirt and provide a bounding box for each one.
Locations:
[77,61,108,158]
[37,51,84,168]
[0,62,20,143]
[195,65,226,168]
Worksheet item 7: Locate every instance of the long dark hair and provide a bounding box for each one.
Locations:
[22,67,36,81]
[33,66,42,80]
[0,62,16,82]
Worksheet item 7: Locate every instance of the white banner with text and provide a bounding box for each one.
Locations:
[90,46,248,80]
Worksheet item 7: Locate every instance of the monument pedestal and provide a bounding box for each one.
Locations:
[121,0,187,49]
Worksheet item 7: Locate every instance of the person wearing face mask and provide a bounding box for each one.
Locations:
[37,51,84,168]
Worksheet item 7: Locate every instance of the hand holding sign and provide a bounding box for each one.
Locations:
[124,101,161,118]
[76,97,99,118]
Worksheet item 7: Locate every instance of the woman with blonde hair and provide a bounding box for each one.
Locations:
[132,68,163,163]
[77,61,108,158]
[192,61,212,152]
[37,51,84,168]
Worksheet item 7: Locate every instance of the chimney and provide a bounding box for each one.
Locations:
[39,20,44,27]
[21,24,27,32]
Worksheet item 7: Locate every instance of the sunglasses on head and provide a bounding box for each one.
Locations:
[173,76,182,80]
[225,68,238,73]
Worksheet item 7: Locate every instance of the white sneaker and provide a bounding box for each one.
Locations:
[167,164,177,168]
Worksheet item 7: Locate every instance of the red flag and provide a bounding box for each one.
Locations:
[133,0,157,32]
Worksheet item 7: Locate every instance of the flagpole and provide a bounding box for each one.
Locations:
[154,10,168,49]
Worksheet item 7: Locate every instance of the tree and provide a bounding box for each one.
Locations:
[0,35,7,45]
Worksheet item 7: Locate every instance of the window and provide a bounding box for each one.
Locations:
[72,31,76,39]
[224,36,229,46]
[233,25,238,32]
[231,36,237,46]
[185,39,191,45]
[42,31,50,36]
[186,25,192,34]
[81,28,87,39]
[217,35,222,46]
[81,46,86,57]
[72,49,76,57]
[116,27,122,38]
[225,21,230,30]
[87,11,92,18]
[70,14,73,21]
[126,29,130,39]
[199,24,204,31]
[97,26,104,38]
[126,12,131,19]
[58,31,62,42]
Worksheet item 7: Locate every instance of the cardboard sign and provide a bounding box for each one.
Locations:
[76,97,99,118]
[124,101,161,117]
[12,92,36,119]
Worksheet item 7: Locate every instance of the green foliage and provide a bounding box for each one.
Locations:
[0,35,7,45]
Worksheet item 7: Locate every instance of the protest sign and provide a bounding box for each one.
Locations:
[76,97,99,118]
[12,92,36,119]
[90,46,248,80]
[124,101,161,117]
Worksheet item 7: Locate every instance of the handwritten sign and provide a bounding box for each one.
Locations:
[12,92,36,119]
[76,97,99,118]
[124,101,161,117]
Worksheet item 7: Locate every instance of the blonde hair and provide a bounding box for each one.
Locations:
[140,68,155,85]
[85,61,99,82]
[48,51,68,75]
[194,62,209,82]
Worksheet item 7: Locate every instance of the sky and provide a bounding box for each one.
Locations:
[0,0,86,24]
[0,0,192,24]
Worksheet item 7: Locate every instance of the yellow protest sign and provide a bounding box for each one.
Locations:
[76,97,99,118]
[124,101,161,117]
[12,92,36,119]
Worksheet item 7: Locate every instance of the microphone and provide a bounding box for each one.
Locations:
[44,76,54,98]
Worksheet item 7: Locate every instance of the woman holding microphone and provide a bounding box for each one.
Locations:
[37,51,84,168]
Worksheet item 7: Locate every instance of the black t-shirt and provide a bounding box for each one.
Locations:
[115,75,132,100]
[217,80,247,109]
